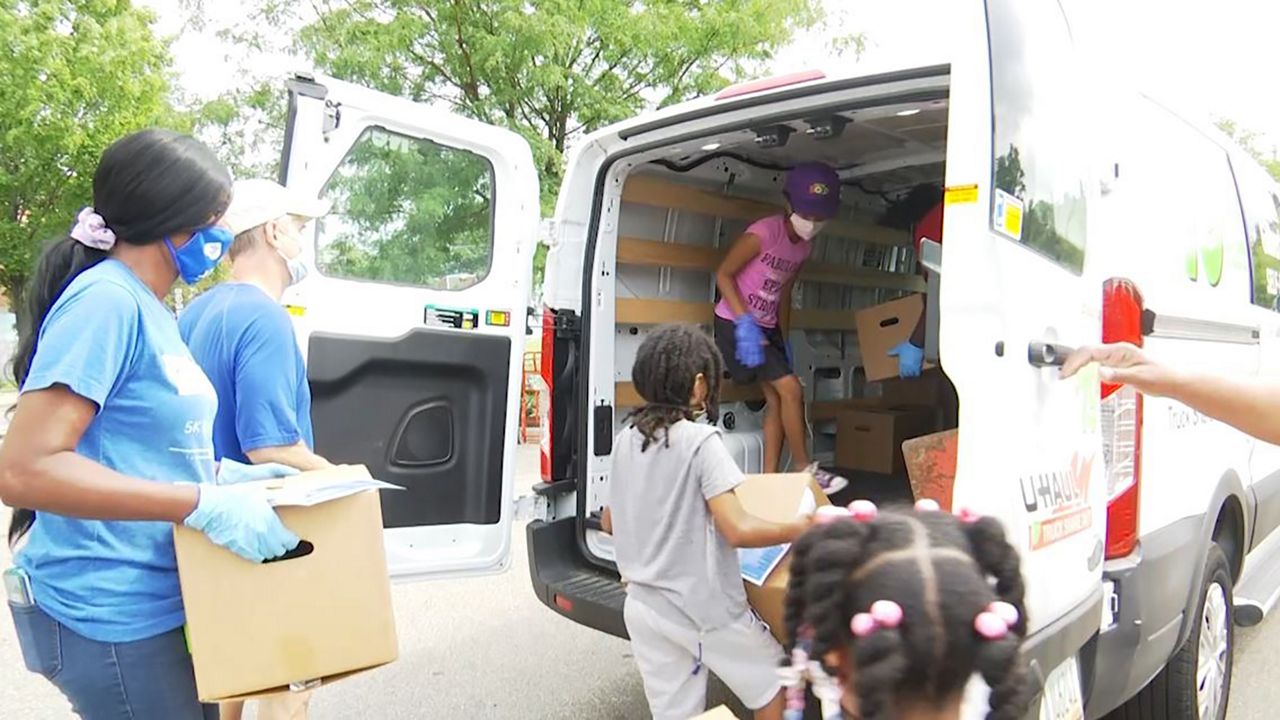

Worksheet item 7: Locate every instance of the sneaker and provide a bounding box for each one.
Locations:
[805,462,849,496]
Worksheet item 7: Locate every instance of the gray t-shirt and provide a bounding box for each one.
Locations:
[611,420,747,631]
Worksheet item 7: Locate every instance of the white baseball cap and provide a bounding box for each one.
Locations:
[222,178,332,236]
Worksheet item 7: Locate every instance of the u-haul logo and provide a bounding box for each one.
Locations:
[1020,452,1094,551]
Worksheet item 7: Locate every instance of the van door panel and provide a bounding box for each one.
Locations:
[940,0,1106,638]
[279,73,539,581]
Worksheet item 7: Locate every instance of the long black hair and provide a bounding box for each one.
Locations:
[7,129,232,547]
[626,324,724,450]
[784,506,1031,719]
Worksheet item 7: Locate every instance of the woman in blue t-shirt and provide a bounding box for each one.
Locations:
[1,129,301,719]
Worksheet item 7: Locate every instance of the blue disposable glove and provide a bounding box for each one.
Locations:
[888,341,925,378]
[216,458,300,486]
[183,484,300,563]
[734,314,766,368]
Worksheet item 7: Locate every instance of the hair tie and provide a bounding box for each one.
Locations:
[914,498,941,512]
[974,601,1020,640]
[69,207,116,251]
[851,600,903,637]
[955,507,982,523]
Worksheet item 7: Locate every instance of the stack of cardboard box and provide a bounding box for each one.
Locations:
[833,295,953,480]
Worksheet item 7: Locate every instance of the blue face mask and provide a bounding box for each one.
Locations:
[166,226,233,285]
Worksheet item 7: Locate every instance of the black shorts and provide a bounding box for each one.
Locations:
[713,316,794,386]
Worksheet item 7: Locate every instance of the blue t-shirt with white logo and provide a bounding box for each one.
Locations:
[178,283,313,464]
[16,259,218,643]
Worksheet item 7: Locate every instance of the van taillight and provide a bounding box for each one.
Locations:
[539,307,555,483]
[1101,279,1144,559]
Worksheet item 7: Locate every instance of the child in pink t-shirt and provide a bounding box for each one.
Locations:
[713,163,847,494]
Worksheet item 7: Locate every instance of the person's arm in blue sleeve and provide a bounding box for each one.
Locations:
[233,310,332,471]
[0,282,199,521]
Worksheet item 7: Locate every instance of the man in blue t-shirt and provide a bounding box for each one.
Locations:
[178,179,333,719]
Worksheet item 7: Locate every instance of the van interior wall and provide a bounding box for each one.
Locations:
[608,156,956,479]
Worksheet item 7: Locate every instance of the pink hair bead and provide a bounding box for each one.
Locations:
[869,600,904,628]
[974,611,1009,640]
[955,507,982,523]
[850,612,877,637]
[847,499,879,521]
[814,506,850,524]
[988,601,1020,627]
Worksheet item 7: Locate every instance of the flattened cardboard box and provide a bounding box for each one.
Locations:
[173,465,398,702]
[734,472,831,644]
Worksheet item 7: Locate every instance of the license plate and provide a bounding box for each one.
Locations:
[1039,656,1084,720]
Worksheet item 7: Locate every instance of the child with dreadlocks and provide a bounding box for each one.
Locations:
[608,324,814,720]
[780,499,1031,720]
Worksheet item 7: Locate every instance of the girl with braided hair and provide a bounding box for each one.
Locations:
[607,324,815,720]
[779,499,1031,720]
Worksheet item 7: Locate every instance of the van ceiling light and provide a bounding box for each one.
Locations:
[896,108,922,117]
[754,125,793,149]
[701,142,722,151]
[805,116,849,141]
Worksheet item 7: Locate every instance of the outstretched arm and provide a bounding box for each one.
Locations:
[1062,343,1280,445]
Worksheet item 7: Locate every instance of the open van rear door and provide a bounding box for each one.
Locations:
[278,73,540,581]
[939,0,1104,704]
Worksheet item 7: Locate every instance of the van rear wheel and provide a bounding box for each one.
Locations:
[1108,544,1233,720]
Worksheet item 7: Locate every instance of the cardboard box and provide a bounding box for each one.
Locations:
[173,466,399,702]
[855,294,933,382]
[876,369,946,407]
[836,406,936,476]
[734,473,831,644]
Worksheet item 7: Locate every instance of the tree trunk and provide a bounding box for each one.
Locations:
[4,279,26,387]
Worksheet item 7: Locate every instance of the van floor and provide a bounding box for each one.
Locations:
[826,467,916,507]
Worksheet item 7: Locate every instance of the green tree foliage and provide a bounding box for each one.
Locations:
[0,0,180,311]
[317,128,493,289]
[1217,118,1280,182]
[209,0,839,292]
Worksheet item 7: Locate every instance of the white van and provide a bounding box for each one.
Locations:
[273,2,1280,719]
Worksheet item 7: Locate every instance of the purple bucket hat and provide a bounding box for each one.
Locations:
[784,162,841,219]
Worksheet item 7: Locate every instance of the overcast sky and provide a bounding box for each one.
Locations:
[143,0,1280,154]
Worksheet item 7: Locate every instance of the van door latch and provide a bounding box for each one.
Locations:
[1027,341,1075,368]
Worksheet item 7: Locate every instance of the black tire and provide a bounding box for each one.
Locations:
[1105,544,1234,720]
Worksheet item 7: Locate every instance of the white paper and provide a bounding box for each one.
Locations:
[264,477,403,508]
[739,487,819,585]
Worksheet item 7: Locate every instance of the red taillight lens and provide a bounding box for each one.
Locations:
[539,308,555,483]
[1101,278,1144,558]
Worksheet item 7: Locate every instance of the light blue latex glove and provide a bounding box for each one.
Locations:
[734,314,766,368]
[216,458,300,486]
[183,483,300,563]
[888,341,925,378]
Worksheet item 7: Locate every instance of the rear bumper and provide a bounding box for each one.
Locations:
[1083,515,1202,719]
[527,517,628,639]
[1019,585,1101,719]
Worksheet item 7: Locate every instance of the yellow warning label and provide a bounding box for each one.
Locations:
[284,305,306,317]
[944,184,979,205]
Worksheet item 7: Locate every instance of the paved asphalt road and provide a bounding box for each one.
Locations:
[2,439,1280,718]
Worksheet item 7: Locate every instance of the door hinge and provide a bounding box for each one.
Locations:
[322,100,342,136]
[514,494,551,522]
[552,309,581,339]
